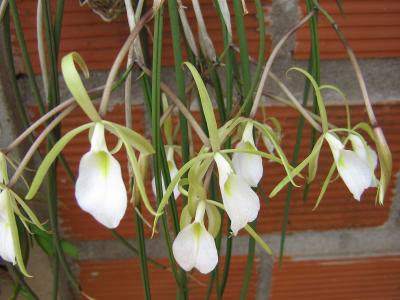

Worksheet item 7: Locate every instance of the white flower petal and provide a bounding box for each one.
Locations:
[172,223,198,272]
[151,163,180,199]
[222,174,260,235]
[172,222,217,274]
[0,220,16,264]
[90,123,107,152]
[349,134,378,187]
[194,223,218,274]
[325,133,344,163]
[232,142,263,187]
[0,190,8,222]
[214,153,233,187]
[75,150,127,228]
[337,149,373,201]
[0,192,15,264]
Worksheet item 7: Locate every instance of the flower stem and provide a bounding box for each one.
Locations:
[233,0,251,98]
[249,10,315,118]
[99,9,153,116]
[239,221,256,300]
[167,0,190,165]
[150,7,187,299]
[135,205,152,300]
[8,105,76,188]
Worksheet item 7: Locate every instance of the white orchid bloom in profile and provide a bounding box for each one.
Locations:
[0,154,15,264]
[349,134,378,187]
[152,147,180,199]
[75,123,127,228]
[214,153,260,235]
[232,122,263,187]
[172,201,218,274]
[0,191,16,264]
[325,133,377,201]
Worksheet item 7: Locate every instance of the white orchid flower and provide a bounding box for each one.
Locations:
[349,134,378,187]
[152,147,180,199]
[232,122,263,187]
[0,191,16,264]
[172,201,218,274]
[75,123,127,229]
[214,153,260,235]
[325,133,377,201]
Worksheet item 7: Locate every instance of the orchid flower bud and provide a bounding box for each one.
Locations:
[75,123,127,228]
[214,153,260,235]
[232,122,263,187]
[152,147,180,199]
[325,133,377,201]
[172,201,218,274]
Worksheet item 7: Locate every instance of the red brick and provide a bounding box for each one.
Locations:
[12,0,271,73]
[270,256,400,300]
[80,256,258,299]
[295,0,400,59]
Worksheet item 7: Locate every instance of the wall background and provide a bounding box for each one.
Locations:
[1,0,400,299]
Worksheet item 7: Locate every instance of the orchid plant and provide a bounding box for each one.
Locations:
[0,0,393,299]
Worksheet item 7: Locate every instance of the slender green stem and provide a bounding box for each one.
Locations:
[209,67,226,123]
[8,0,45,114]
[9,0,75,183]
[7,265,39,300]
[51,254,60,300]
[204,176,219,300]
[239,221,256,300]
[43,0,60,107]
[1,9,32,136]
[249,11,315,118]
[167,0,190,165]
[53,0,64,55]
[110,229,169,270]
[303,0,321,202]
[218,229,232,298]
[135,205,152,300]
[279,56,315,263]
[242,0,266,116]
[150,8,187,299]
[233,0,251,98]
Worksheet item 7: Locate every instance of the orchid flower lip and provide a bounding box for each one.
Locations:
[232,122,263,187]
[214,152,260,235]
[75,122,127,229]
[325,132,377,201]
[172,201,218,274]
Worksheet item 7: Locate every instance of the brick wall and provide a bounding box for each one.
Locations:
[14,0,400,299]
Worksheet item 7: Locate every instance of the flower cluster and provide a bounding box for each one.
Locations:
[4,55,388,283]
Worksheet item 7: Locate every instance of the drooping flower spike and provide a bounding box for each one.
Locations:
[75,122,127,228]
[152,147,180,200]
[232,122,263,187]
[325,132,378,201]
[172,201,218,274]
[214,153,260,235]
